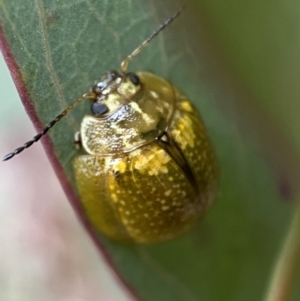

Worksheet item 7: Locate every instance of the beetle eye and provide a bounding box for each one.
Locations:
[128,72,140,85]
[92,81,106,94]
[91,102,109,116]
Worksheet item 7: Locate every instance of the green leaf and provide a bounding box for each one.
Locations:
[1,0,299,300]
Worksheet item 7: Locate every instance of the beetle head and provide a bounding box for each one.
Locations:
[90,71,142,118]
[91,70,121,96]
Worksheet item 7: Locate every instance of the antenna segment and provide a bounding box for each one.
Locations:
[3,92,96,161]
[120,7,184,73]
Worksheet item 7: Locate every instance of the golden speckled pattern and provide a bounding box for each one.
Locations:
[171,87,218,209]
[73,72,218,243]
[73,144,199,243]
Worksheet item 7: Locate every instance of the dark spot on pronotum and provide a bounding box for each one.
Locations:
[91,102,109,116]
[128,72,140,85]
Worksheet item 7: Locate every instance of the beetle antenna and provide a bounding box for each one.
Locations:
[120,6,185,73]
[2,92,96,161]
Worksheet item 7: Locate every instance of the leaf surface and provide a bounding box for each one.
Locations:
[0,0,299,300]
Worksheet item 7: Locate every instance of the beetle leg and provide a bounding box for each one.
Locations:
[74,131,82,149]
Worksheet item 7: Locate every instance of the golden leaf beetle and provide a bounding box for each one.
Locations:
[3,8,218,244]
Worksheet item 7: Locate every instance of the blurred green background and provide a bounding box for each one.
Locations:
[195,0,300,153]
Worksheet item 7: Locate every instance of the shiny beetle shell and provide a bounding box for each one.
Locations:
[3,9,218,244]
[73,71,218,244]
